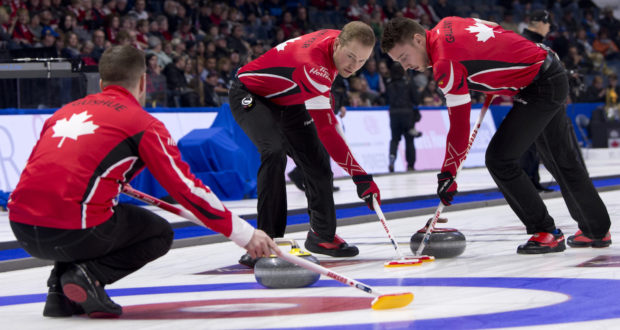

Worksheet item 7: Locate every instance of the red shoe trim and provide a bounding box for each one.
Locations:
[63,284,87,303]
[333,234,346,245]
[318,242,341,249]
[529,232,563,247]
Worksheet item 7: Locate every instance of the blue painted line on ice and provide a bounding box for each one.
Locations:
[1,176,619,261]
[1,277,618,328]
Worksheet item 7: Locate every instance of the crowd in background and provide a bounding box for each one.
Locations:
[0,0,619,109]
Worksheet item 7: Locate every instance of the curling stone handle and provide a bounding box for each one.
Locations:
[274,238,300,250]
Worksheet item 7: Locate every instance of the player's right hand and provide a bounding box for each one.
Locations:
[437,171,458,206]
[244,229,278,259]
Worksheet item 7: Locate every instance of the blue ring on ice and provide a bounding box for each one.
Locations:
[1,277,619,328]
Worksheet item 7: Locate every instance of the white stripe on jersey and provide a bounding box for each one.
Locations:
[467,61,544,91]
[303,66,330,93]
[237,73,298,98]
[445,93,471,107]
[304,95,331,109]
[81,156,138,228]
[439,61,455,95]
[153,131,226,213]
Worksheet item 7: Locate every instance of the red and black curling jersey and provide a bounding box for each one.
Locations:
[428,17,548,175]
[8,86,254,246]
[237,29,340,110]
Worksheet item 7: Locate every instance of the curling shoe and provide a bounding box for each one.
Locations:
[304,231,359,257]
[517,230,566,254]
[60,263,122,318]
[43,284,85,317]
[238,252,259,268]
[567,230,612,248]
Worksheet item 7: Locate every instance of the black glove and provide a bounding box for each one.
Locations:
[437,171,458,206]
[352,174,380,210]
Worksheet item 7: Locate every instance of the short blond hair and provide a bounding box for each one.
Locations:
[339,21,376,47]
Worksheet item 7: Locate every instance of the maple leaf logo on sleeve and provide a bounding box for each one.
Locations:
[465,22,495,42]
[52,111,99,148]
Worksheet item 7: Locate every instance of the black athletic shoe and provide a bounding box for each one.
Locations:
[60,264,122,318]
[567,230,612,248]
[304,231,359,257]
[517,230,566,254]
[43,285,85,317]
[238,252,259,268]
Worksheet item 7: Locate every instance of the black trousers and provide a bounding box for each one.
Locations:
[11,203,174,285]
[389,112,416,169]
[485,57,610,239]
[229,81,337,240]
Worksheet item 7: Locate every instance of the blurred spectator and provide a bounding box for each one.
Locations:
[228,24,250,57]
[204,56,218,76]
[61,31,81,59]
[581,10,599,38]
[382,0,399,20]
[296,7,314,33]
[101,0,116,16]
[580,75,606,103]
[250,40,266,57]
[420,79,444,106]
[369,10,384,39]
[214,35,230,58]
[35,27,57,48]
[115,0,130,16]
[433,0,455,20]
[592,29,620,60]
[386,63,420,172]
[363,0,384,21]
[105,14,120,44]
[599,7,620,39]
[83,0,106,31]
[361,57,385,96]
[79,40,97,66]
[145,53,167,107]
[28,13,42,42]
[129,0,149,21]
[500,12,519,33]
[217,56,233,89]
[346,0,364,21]
[565,45,593,75]
[12,8,34,47]
[402,0,423,21]
[135,19,149,48]
[606,73,619,105]
[279,11,297,38]
[155,15,172,41]
[49,0,65,21]
[0,7,16,49]
[271,27,286,47]
[575,28,594,56]
[116,29,131,47]
[175,17,197,42]
[203,72,222,107]
[417,0,439,25]
[347,76,371,107]
[164,55,199,107]
[90,28,107,62]
[264,0,285,21]
[377,59,390,82]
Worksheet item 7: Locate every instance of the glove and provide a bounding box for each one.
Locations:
[352,174,380,210]
[437,171,458,206]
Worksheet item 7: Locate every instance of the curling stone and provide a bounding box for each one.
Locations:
[254,239,320,289]
[410,227,466,259]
